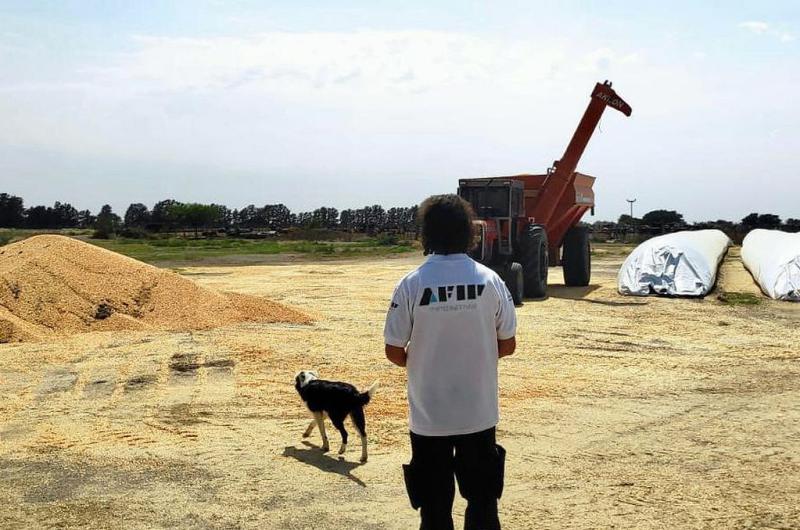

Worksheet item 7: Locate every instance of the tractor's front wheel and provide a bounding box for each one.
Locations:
[519,224,548,299]
[562,226,591,286]
[504,262,524,306]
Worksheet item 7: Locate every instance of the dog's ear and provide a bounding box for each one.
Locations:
[310,370,319,377]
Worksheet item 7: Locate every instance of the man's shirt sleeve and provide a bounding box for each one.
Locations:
[494,276,517,340]
[384,279,413,347]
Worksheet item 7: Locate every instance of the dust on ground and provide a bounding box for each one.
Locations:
[1,250,798,529]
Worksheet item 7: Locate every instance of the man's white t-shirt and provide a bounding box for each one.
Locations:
[384,253,517,436]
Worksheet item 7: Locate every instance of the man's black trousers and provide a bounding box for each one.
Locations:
[403,427,505,530]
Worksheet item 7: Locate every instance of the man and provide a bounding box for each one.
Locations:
[384,194,517,530]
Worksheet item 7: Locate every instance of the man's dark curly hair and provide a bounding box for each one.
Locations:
[418,194,477,255]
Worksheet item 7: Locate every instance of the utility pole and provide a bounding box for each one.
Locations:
[626,198,636,220]
[625,198,637,243]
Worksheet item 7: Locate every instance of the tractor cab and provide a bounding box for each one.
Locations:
[458,178,525,220]
[458,178,526,265]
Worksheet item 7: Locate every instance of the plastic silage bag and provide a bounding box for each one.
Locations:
[618,230,731,296]
[741,229,800,301]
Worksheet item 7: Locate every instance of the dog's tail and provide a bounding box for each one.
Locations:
[359,381,379,406]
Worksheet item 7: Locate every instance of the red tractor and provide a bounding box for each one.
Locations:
[458,81,632,304]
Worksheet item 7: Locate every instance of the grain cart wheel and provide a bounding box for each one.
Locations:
[520,224,548,299]
[504,262,524,306]
[562,226,591,286]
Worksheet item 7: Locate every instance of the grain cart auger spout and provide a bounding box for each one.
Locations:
[457,81,632,304]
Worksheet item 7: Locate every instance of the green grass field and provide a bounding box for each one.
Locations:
[2,228,637,265]
[87,237,416,263]
[0,228,91,246]
[0,229,415,263]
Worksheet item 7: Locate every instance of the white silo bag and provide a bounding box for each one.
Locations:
[618,230,731,296]
[741,229,800,301]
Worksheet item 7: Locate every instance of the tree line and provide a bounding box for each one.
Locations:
[0,193,418,238]
[595,209,800,241]
[1,192,796,240]
[615,209,799,232]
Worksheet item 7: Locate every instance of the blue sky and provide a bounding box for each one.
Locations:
[1,1,798,221]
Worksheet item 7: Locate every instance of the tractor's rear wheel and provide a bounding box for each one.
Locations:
[504,262,524,306]
[562,226,591,286]
[519,224,548,299]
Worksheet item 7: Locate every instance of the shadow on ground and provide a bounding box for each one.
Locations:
[282,442,366,487]
[542,284,649,306]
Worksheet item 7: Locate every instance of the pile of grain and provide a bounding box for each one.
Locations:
[0,235,311,343]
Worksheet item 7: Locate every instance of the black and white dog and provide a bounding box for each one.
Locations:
[294,370,378,463]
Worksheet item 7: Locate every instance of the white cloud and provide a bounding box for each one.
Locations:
[739,21,769,34]
[576,48,642,73]
[2,30,656,170]
[5,27,798,220]
[738,21,795,43]
[89,31,566,97]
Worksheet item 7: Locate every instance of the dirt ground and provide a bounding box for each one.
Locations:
[1,250,798,529]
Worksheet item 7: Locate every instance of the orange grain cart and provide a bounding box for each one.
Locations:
[458,81,632,303]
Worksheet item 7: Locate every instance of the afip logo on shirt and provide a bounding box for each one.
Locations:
[420,284,485,306]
